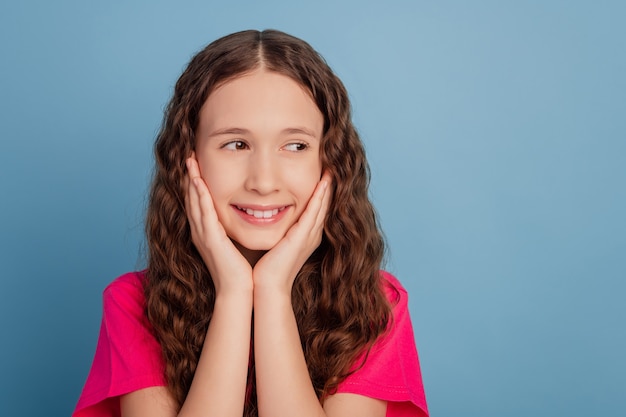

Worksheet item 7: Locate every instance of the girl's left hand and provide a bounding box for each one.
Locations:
[252,172,332,294]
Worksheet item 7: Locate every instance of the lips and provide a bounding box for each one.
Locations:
[234,205,288,219]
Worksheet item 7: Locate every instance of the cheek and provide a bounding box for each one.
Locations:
[291,163,322,206]
[196,157,236,206]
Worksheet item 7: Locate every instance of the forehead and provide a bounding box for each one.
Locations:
[198,69,323,137]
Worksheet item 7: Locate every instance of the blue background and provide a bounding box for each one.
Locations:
[1,1,624,416]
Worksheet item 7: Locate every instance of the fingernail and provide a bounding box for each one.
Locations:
[322,180,328,190]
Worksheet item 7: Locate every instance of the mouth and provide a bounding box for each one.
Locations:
[234,205,288,219]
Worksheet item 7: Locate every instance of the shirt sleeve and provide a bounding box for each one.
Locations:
[335,271,429,417]
[73,272,167,417]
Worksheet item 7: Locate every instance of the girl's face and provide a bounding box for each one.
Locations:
[195,69,324,258]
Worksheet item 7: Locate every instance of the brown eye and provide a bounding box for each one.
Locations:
[223,141,248,150]
[284,142,308,152]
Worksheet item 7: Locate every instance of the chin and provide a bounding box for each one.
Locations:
[231,235,281,252]
[239,240,279,251]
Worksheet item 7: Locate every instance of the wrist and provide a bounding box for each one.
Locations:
[215,285,254,306]
[253,283,292,305]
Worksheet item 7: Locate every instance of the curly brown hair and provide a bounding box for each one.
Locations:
[144,29,392,416]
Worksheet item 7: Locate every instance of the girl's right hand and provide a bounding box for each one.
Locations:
[185,155,253,295]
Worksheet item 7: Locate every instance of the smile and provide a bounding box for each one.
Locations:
[235,205,287,219]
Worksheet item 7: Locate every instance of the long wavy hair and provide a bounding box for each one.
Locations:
[144,29,392,416]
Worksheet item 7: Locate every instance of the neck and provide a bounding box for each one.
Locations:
[233,240,266,267]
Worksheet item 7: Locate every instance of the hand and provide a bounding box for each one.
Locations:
[252,172,332,294]
[185,155,253,295]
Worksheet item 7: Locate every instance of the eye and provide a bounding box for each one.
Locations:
[283,142,309,152]
[222,141,248,151]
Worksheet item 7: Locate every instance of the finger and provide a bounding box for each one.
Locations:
[186,154,202,180]
[295,174,328,233]
[191,178,217,226]
[313,172,332,231]
[306,172,331,229]
[283,174,329,248]
[185,158,202,229]
[186,157,223,236]
[194,176,219,228]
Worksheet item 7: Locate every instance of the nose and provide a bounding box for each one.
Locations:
[244,150,279,195]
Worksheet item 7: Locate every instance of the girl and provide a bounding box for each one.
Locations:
[73,29,428,417]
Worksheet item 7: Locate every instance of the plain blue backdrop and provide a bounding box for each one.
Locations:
[1,1,624,416]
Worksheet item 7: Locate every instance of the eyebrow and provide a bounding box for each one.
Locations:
[282,127,319,139]
[208,126,320,139]
[208,127,250,137]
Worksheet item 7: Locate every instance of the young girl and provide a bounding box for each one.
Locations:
[73,29,428,417]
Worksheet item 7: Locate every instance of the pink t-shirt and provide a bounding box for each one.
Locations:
[73,271,428,417]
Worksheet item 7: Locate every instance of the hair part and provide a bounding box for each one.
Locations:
[144,29,391,416]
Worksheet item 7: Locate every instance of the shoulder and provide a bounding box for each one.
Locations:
[99,270,156,336]
[101,271,147,318]
[103,270,146,301]
[99,270,157,348]
[334,270,429,416]
[379,270,404,290]
[73,271,165,416]
[379,270,409,308]
[376,271,415,344]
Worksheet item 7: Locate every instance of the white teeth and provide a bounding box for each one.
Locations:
[240,206,282,218]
